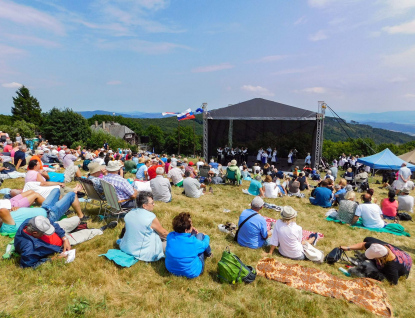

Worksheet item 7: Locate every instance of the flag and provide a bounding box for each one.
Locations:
[195,107,204,113]
[177,108,195,121]
[162,112,179,116]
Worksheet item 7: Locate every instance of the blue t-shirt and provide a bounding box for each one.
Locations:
[311,187,333,208]
[335,188,346,201]
[210,162,218,169]
[0,208,47,235]
[248,180,262,196]
[237,209,268,249]
[161,157,167,163]
[165,232,210,278]
[136,165,147,179]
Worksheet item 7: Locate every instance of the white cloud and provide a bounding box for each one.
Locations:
[1,33,61,48]
[251,55,289,63]
[383,46,415,67]
[0,44,26,58]
[241,85,274,96]
[192,63,234,73]
[97,39,190,54]
[383,19,415,34]
[385,0,415,11]
[0,0,65,35]
[309,30,328,41]
[272,66,318,75]
[294,16,307,25]
[2,82,22,88]
[298,87,328,94]
[107,80,122,85]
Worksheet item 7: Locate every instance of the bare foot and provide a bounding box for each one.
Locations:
[73,184,83,193]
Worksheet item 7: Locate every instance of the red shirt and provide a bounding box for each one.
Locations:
[148,165,162,180]
[23,228,63,246]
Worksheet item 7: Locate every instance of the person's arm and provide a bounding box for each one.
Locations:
[40,171,50,181]
[194,234,210,254]
[15,159,22,170]
[158,158,165,167]
[39,181,65,187]
[259,187,264,197]
[350,215,359,225]
[340,242,365,251]
[150,217,169,240]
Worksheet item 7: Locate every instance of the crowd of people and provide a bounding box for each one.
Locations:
[0,132,413,286]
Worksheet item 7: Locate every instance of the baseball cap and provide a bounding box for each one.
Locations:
[28,216,55,235]
[251,196,264,209]
[365,244,388,259]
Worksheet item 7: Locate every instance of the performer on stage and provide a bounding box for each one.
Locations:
[242,147,248,163]
[271,148,277,164]
[257,148,263,163]
[288,149,293,170]
[261,151,268,165]
[267,146,272,158]
[305,152,311,165]
[217,147,223,165]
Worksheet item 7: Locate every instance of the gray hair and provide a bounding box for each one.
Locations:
[171,161,177,168]
[156,167,164,175]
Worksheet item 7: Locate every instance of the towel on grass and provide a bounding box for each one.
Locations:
[48,172,65,182]
[326,216,410,237]
[99,249,138,267]
[256,257,392,317]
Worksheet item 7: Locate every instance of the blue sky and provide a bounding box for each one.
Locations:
[1,0,415,114]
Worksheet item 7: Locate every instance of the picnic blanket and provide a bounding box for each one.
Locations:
[99,249,138,267]
[263,216,324,241]
[326,216,410,237]
[256,257,392,317]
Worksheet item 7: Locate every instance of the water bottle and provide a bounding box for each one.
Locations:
[339,267,351,277]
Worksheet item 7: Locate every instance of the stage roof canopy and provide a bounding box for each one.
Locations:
[208,98,317,120]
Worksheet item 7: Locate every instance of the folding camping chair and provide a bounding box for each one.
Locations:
[78,178,106,215]
[198,166,211,183]
[225,168,240,185]
[100,180,136,221]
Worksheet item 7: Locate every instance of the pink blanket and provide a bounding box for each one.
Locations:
[262,216,324,241]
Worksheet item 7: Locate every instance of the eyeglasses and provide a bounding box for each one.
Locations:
[146,201,155,206]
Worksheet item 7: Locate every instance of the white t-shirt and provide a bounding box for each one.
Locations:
[196,161,204,171]
[399,166,411,183]
[398,195,414,213]
[263,182,280,198]
[23,182,60,199]
[355,203,385,228]
[269,219,304,259]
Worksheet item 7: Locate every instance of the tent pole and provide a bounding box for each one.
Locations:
[228,119,233,148]
[178,120,180,155]
[202,103,208,160]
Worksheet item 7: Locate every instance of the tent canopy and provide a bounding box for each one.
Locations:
[208,98,317,120]
[357,148,415,171]
[398,149,415,164]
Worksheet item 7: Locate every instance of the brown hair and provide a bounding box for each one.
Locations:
[264,175,272,183]
[264,163,270,169]
[172,212,192,233]
[338,178,347,187]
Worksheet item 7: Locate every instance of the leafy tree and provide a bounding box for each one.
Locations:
[42,108,91,146]
[0,115,13,125]
[146,125,165,152]
[164,126,201,155]
[0,120,36,142]
[82,129,132,151]
[11,86,42,126]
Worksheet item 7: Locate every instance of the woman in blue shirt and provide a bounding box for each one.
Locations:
[165,212,212,279]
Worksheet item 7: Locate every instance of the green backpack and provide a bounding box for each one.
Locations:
[217,246,257,284]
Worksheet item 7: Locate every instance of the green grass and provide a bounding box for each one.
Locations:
[0,169,414,318]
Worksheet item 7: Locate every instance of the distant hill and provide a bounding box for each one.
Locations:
[360,122,415,136]
[78,110,169,119]
[324,117,415,144]
[338,110,415,125]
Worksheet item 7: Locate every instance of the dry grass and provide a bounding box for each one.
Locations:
[0,168,414,318]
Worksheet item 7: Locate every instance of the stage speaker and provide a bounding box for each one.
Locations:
[140,136,150,143]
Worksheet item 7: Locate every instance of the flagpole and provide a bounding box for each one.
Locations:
[178,120,181,155]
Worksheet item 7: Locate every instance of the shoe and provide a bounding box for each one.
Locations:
[100,221,118,231]
[80,215,91,221]
[218,224,235,237]
[308,232,319,246]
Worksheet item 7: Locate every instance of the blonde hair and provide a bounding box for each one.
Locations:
[282,217,296,224]
[339,178,347,187]
[264,175,272,183]
[345,191,355,200]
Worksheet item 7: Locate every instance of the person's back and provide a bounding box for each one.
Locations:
[150,175,171,202]
[337,199,358,224]
[397,194,414,213]
[124,160,136,173]
[288,180,300,194]
[237,209,268,249]
[355,203,384,228]
[382,198,398,217]
[263,182,279,198]
[310,185,332,208]
[272,219,303,259]
[183,177,202,198]
[119,208,164,261]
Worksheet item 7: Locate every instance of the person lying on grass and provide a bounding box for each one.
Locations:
[14,216,117,268]
[0,190,45,209]
[0,188,89,237]
[268,206,319,260]
[165,212,212,279]
[340,237,412,285]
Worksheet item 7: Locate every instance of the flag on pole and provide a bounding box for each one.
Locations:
[162,112,180,116]
[177,108,195,121]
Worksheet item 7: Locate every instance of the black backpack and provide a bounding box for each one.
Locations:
[325,247,351,264]
[398,212,413,221]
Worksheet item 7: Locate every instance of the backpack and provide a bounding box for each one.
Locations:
[397,212,413,221]
[324,247,351,265]
[217,246,256,284]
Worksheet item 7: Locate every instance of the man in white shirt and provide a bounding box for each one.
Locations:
[395,163,412,191]
[352,193,385,228]
[398,187,414,213]
[167,161,184,187]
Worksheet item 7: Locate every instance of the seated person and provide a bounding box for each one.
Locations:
[209,159,218,170]
[334,179,348,203]
[337,190,358,224]
[352,193,385,228]
[325,170,334,181]
[167,161,184,187]
[340,237,412,285]
[0,190,44,209]
[241,165,251,180]
[103,161,138,208]
[150,167,172,203]
[381,190,399,221]
[14,215,116,268]
[123,154,137,173]
[297,172,309,191]
[165,212,212,279]
[236,196,271,249]
[397,187,414,213]
[309,179,333,208]
[185,162,197,178]
[119,191,168,262]
[136,159,150,181]
[345,167,354,179]
[87,162,106,199]
[355,169,369,183]
[63,149,82,183]
[0,188,89,237]
[42,149,60,164]
[225,160,241,185]
[262,175,281,198]
[288,177,300,195]
[326,178,334,192]
[14,145,27,169]
[25,160,54,185]
[268,206,320,260]
[183,170,207,198]
[245,175,264,196]
[302,164,312,176]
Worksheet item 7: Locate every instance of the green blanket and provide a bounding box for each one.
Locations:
[326,216,410,237]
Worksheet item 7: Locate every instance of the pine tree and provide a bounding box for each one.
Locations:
[11,85,42,126]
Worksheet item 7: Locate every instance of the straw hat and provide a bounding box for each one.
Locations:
[230,159,237,165]
[88,162,102,174]
[107,161,121,172]
[281,206,297,220]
